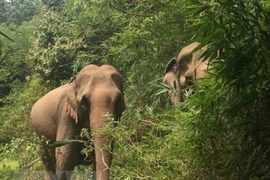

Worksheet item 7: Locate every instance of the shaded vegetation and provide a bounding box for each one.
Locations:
[0,0,270,179]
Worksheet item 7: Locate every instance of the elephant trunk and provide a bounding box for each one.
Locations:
[174,89,183,104]
[90,105,114,180]
[93,135,112,180]
[170,79,183,104]
[163,72,183,104]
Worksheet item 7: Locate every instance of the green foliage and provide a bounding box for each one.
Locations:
[0,21,36,105]
[28,6,75,84]
[1,0,270,179]
[29,0,128,84]
[5,0,41,25]
[0,76,48,142]
[0,137,41,180]
[181,0,270,179]
[110,111,186,179]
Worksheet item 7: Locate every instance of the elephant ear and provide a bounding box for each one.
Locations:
[64,77,78,124]
[165,58,177,74]
[117,95,126,118]
[116,82,126,119]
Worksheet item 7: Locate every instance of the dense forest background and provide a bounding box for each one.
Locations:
[0,0,270,179]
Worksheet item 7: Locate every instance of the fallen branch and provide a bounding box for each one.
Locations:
[22,157,41,170]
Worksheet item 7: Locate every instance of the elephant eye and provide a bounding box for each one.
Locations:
[80,96,89,110]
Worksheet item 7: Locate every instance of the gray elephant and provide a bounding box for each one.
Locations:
[163,42,210,104]
[30,64,125,180]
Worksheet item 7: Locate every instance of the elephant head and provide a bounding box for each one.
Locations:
[64,64,125,179]
[163,42,210,104]
[163,58,183,103]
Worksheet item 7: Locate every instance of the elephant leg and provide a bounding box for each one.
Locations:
[55,144,78,180]
[40,144,56,180]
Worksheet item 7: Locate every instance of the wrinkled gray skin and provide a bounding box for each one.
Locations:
[31,64,125,180]
[163,42,210,104]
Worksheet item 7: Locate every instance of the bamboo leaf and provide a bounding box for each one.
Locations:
[0,31,14,42]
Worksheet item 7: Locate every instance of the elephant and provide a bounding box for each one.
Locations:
[163,42,210,104]
[30,64,125,180]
